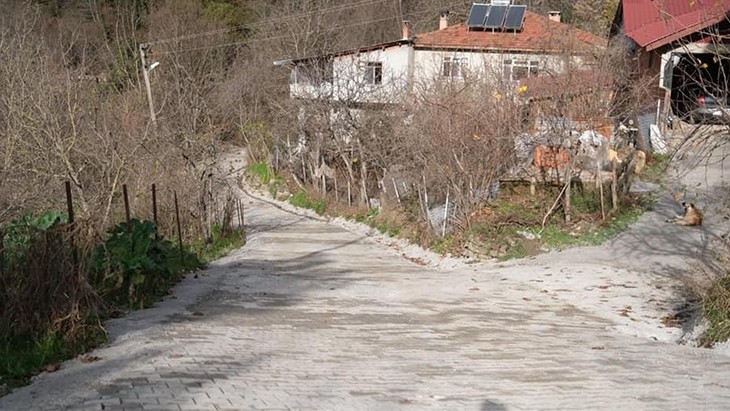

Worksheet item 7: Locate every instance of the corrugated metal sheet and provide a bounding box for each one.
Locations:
[621,0,730,50]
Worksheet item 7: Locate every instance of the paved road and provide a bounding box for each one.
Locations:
[2,190,730,411]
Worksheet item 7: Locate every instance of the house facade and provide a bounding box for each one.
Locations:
[277,2,607,105]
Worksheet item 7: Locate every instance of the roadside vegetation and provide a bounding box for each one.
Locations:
[0,211,243,391]
[248,164,650,261]
[701,276,730,347]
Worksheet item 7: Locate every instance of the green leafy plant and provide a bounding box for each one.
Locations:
[94,219,200,308]
[2,211,67,267]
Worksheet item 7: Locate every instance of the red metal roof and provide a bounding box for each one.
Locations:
[621,0,730,50]
[414,11,607,53]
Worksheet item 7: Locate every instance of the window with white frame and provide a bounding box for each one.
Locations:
[442,56,467,78]
[363,61,383,85]
[502,59,540,81]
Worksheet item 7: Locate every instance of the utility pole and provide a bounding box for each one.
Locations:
[139,43,157,127]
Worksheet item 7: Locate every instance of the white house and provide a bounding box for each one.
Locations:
[275,2,608,105]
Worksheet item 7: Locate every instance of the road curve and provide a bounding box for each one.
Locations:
[1,189,729,411]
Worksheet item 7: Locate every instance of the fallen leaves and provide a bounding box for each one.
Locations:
[45,363,60,373]
[81,355,102,364]
[402,254,428,266]
[661,314,682,328]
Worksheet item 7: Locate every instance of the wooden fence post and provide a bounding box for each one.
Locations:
[392,177,401,204]
[442,189,450,237]
[65,181,78,272]
[347,180,352,207]
[334,176,339,203]
[236,199,243,231]
[611,159,619,212]
[152,184,158,239]
[174,190,184,264]
[122,184,131,232]
[238,199,245,240]
[240,199,245,227]
[0,229,4,281]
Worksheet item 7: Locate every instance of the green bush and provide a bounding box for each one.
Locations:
[2,211,67,268]
[1,211,102,389]
[94,219,201,308]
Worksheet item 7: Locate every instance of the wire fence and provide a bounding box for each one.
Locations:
[0,181,246,277]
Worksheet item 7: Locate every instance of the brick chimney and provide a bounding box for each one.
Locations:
[439,10,449,30]
[402,20,411,39]
[548,11,561,23]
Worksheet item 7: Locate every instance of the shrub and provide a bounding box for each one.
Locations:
[94,219,201,309]
[1,211,102,388]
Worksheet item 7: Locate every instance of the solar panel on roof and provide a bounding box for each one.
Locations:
[484,5,508,29]
[504,5,527,30]
[467,4,490,27]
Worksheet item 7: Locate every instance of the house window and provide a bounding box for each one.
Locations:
[363,61,383,85]
[442,56,467,78]
[503,59,540,81]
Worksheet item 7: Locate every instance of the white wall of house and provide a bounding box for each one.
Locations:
[290,44,412,103]
[290,45,588,103]
[412,49,570,88]
[332,45,411,103]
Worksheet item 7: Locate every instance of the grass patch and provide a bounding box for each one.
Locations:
[700,276,730,347]
[642,153,670,184]
[248,162,278,185]
[539,206,644,250]
[500,243,527,261]
[192,225,246,264]
[0,334,67,388]
[289,191,327,214]
[0,328,106,389]
[433,235,459,255]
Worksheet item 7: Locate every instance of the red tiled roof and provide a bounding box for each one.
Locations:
[620,0,730,50]
[413,11,607,53]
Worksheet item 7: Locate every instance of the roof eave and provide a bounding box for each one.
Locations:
[273,39,414,66]
[413,43,604,54]
[635,12,729,51]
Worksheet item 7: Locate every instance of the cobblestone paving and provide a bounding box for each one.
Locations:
[1,195,730,411]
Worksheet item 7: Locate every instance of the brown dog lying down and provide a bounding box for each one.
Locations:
[666,202,703,226]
